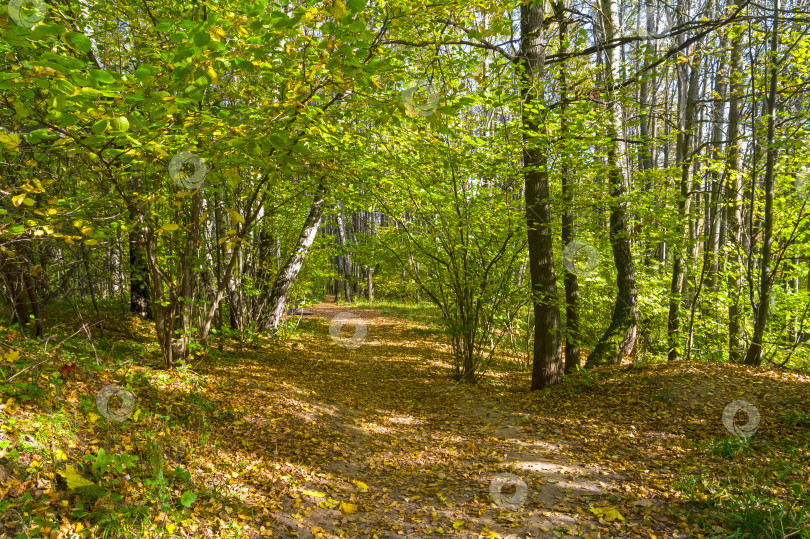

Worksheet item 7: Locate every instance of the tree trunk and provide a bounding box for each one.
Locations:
[555,0,580,373]
[521,0,563,389]
[265,181,330,331]
[335,203,353,303]
[586,0,638,366]
[744,0,779,366]
[128,177,151,318]
[666,40,701,361]
[726,0,746,362]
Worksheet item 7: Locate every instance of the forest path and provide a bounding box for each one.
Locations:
[234,302,633,539]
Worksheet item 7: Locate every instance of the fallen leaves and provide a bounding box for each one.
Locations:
[57,464,95,489]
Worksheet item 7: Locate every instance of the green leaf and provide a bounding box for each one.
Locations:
[91,119,108,135]
[346,0,366,12]
[65,32,91,54]
[90,69,116,84]
[180,490,197,507]
[193,30,211,47]
[134,65,151,80]
[111,116,130,132]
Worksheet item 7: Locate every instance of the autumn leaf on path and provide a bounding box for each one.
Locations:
[57,465,96,490]
[589,504,625,522]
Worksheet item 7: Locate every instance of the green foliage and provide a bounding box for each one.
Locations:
[706,436,751,459]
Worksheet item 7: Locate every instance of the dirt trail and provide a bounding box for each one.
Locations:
[240,302,618,538]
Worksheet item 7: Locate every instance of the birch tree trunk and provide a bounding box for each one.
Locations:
[265,181,330,332]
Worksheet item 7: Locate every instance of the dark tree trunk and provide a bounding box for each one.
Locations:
[128,177,151,318]
[555,0,580,373]
[521,0,563,389]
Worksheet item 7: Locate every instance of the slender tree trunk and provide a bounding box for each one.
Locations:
[128,177,151,318]
[521,0,563,389]
[265,181,330,331]
[555,0,580,373]
[335,203,353,303]
[667,46,701,361]
[586,0,638,366]
[745,0,779,366]
[726,0,746,362]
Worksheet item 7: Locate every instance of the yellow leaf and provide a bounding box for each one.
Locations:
[87,412,101,424]
[162,223,179,232]
[589,505,625,522]
[206,67,218,84]
[57,465,96,490]
[338,501,357,515]
[55,449,67,460]
[133,409,142,422]
[12,193,26,207]
[329,0,346,19]
[227,209,245,224]
[451,520,464,529]
[352,480,368,492]
[0,131,20,151]
[3,350,20,362]
[165,523,175,533]
[84,239,98,246]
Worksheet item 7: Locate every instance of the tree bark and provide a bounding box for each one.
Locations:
[744,0,779,366]
[128,177,151,318]
[586,0,638,366]
[265,181,330,331]
[521,0,563,389]
[666,36,701,361]
[725,0,746,362]
[555,0,580,373]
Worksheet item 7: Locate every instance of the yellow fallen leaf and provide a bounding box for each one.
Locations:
[165,523,175,533]
[87,412,101,424]
[55,449,67,460]
[57,465,95,489]
[3,351,19,362]
[132,409,141,422]
[451,520,464,529]
[352,480,368,492]
[589,505,625,522]
[338,501,357,515]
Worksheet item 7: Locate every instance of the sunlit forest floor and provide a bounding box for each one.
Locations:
[1,301,808,538]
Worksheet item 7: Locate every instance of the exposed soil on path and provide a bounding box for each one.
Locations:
[182,302,808,538]
[210,303,658,539]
